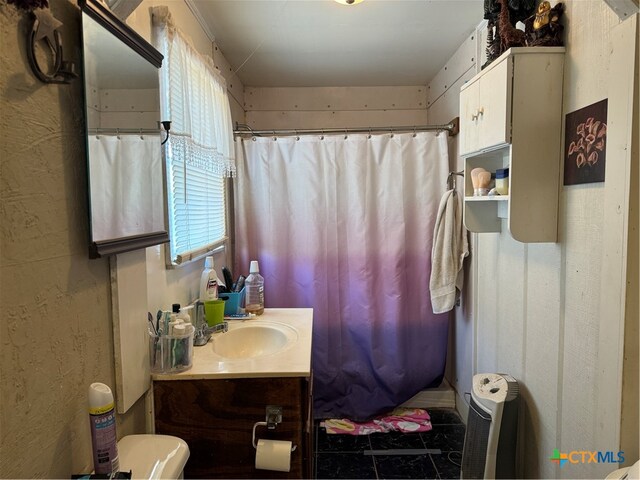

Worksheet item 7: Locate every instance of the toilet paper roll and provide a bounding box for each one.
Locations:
[255,439,292,472]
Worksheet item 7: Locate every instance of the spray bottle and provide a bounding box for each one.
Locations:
[88,382,120,474]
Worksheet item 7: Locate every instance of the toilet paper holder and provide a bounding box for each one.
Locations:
[252,405,297,452]
[265,405,282,429]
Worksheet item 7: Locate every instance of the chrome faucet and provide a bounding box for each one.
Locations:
[193,321,228,346]
[192,301,228,346]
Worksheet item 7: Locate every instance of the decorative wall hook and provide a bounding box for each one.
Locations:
[27,8,78,84]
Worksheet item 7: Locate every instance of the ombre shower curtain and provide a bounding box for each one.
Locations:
[234,132,450,420]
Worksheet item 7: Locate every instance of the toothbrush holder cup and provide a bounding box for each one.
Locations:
[148,326,194,374]
[218,288,245,316]
[204,299,226,326]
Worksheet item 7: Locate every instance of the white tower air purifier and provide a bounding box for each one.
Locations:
[461,373,519,479]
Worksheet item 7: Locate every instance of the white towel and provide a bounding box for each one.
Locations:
[429,189,469,314]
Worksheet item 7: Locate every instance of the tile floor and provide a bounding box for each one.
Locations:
[314,408,465,479]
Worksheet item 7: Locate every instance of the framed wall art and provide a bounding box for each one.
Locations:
[564,99,608,185]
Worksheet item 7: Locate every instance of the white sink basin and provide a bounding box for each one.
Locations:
[211,321,298,359]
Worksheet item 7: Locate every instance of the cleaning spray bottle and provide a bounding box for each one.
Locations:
[88,382,119,475]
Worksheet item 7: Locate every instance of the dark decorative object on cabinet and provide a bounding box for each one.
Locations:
[497,0,527,51]
[525,1,565,47]
[482,0,536,68]
[6,0,47,10]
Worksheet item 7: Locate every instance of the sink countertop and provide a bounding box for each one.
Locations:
[152,308,313,381]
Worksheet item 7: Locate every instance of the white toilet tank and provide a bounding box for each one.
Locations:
[117,434,189,479]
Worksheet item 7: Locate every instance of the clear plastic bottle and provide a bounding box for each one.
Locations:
[245,260,264,315]
[199,256,219,301]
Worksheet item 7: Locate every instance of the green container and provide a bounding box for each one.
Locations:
[204,299,225,326]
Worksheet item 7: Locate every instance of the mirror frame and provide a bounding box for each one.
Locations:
[80,0,169,258]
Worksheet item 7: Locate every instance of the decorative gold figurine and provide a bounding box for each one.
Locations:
[525,1,565,47]
[533,1,552,29]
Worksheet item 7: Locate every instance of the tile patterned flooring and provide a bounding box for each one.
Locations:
[314,408,465,479]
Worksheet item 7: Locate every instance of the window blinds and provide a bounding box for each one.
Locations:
[152,6,235,264]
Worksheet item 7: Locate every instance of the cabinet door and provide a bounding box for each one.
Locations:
[477,56,512,150]
[459,80,479,156]
[154,378,307,479]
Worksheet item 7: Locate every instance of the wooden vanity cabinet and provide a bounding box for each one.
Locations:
[153,377,313,479]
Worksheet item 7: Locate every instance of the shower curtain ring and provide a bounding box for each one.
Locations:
[344,128,348,140]
[368,128,372,139]
[272,130,277,141]
[413,126,417,138]
[295,129,299,141]
[389,128,394,139]
[320,129,324,140]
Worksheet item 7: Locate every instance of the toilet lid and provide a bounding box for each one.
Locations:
[117,434,189,479]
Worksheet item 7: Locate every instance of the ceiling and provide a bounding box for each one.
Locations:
[189,0,484,87]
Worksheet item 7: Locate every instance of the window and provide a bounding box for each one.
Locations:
[152,6,235,264]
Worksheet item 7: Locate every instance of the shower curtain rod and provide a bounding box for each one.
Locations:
[234,117,459,137]
[88,127,161,135]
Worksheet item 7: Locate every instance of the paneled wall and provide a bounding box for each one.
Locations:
[426,31,478,423]
[428,3,638,479]
[245,86,428,130]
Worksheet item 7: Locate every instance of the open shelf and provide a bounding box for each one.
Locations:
[465,196,509,202]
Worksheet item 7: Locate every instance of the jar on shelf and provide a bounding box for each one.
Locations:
[495,168,509,196]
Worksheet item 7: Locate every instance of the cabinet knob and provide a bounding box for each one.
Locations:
[471,111,479,121]
[477,107,484,116]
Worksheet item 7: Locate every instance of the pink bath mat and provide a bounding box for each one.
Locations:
[322,407,432,435]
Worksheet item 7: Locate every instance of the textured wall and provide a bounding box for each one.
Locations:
[0,1,145,477]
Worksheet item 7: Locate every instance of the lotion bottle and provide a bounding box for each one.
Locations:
[89,383,119,475]
[199,256,219,301]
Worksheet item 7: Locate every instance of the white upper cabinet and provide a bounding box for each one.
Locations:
[460,47,565,242]
[460,56,512,156]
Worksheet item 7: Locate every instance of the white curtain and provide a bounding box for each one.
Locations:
[151,6,235,176]
[88,134,164,241]
[235,132,451,419]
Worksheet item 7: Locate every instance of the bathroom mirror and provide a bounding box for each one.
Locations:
[80,0,169,258]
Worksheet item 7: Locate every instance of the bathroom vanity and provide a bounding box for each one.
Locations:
[152,309,313,479]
